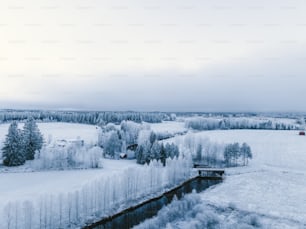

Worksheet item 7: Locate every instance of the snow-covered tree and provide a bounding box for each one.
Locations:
[120,121,145,145]
[195,143,202,162]
[160,144,167,166]
[2,121,25,166]
[22,117,44,160]
[150,141,161,161]
[149,131,157,145]
[224,144,233,167]
[224,142,252,167]
[240,143,252,165]
[103,131,122,158]
[136,144,146,164]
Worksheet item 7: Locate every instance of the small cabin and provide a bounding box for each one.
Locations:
[299,131,305,136]
[55,139,84,147]
[67,139,84,147]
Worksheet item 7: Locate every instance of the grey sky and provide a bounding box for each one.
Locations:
[1,0,306,111]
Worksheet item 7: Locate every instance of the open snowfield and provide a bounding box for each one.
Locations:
[171,130,306,228]
[148,121,187,135]
[0,122,100,146]
[0,159,137,204]
[0,158,138,208]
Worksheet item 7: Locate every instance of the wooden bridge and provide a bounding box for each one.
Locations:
[193,164,225,179]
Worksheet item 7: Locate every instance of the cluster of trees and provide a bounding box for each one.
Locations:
[1,157,192,229]
[33,146,104,170]
[174,133,253,168]
[224,143,252,167]
[185,117,301,131]
[179,134,225,167]
[136,131,179,165]
[98,121,181,165]
[0,110,170,125]
[98,121,149,158]
[1,118,44,166]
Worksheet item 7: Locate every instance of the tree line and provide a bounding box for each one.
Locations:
[174,133,253,168]
[0,110,171,125]
[185,117,301,131]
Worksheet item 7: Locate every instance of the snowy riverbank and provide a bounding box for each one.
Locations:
[136,130,306,228]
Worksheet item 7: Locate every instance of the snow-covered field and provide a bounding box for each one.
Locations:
[148,121,187,135]
[0,159,137,205]
[0,122,141,226]
[159,130,306,228]
[0,122,100,146]
[1,121,306,228]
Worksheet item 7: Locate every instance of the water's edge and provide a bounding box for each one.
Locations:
[83,176,222,229]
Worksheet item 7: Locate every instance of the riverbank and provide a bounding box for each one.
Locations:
[160,130,306,228]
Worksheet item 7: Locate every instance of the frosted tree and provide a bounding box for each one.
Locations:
[224,144,234,167]
[103,131,122,158]
[232,143,240,166]
[2,121,25,166]
[149,131,157,145]
[120,121,141,145]
[159,143,167,166]
[224,142,252,167]
[195,143,202,162]
[240,143,252,165]
[169,143,179,159]
[150,141,161,161]
[22,117,44,160]
[135,142,151,164]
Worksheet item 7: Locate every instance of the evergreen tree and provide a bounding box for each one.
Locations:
[135,144,148,164]
[2,121,25,166]
[160,143,167,166]
[170,143,179,158]
[150,141,161,161]
[149,131,157,145]
[22,117,44,160]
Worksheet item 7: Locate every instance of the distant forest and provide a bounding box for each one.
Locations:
[0,110,172,124]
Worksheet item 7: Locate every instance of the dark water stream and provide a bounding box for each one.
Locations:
[84,177,222,229]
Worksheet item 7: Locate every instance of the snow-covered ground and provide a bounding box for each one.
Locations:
[1,121,306,228]
[163,130,306,228]
[0,159,138,209]
[148,121,187,135]
[0,122,141,227]
[0,122,100,146]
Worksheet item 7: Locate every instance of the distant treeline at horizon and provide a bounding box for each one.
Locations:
[0,110,171,124]
[0,109,304,126]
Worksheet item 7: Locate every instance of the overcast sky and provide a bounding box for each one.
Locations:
[1,0,306,112]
